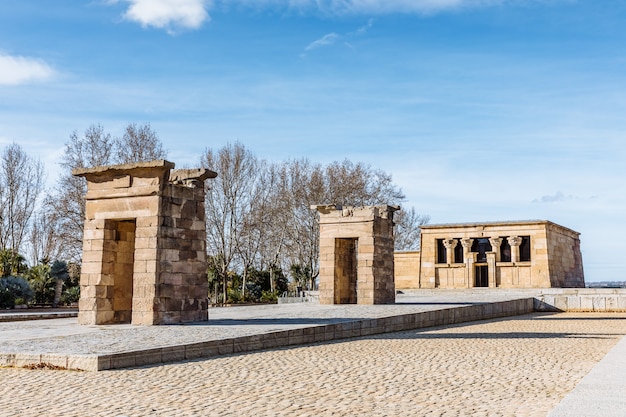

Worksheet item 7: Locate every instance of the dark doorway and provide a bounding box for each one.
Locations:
[454,241,464,263]
[500,237,511,262]
[475,265,488,287]
[520,236,531,262]
[334,238,358,304]
[104,219,137,324]
[436,239,446,264]
[471,238,492,263]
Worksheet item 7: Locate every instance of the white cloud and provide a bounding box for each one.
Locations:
[352,18,374,35]
[199,0,500,17]
[121,0,210,33]
[112,0,530,32]
[535,191,568,203]
[259,0,503,15]
[0,54,55,86]
[305,33,340,51]
[532,191,598,204]
[321,0,467,14]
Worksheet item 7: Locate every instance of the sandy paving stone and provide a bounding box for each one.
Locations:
[1,313,625,416]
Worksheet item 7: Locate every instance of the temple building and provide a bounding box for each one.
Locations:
[395,220,585,289]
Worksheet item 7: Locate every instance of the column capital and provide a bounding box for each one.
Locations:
[460,238,473,250]
[489,237,503,249]
[442,238,458,250]
[508,236,523,246]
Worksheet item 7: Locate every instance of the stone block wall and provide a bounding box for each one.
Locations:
[535,289,626,312]
[394,251,421,289]
[398,220,584,290]
[315,205,398,305]
[74,161,216,325]
[545,223,585,288]
[157,180,208,323]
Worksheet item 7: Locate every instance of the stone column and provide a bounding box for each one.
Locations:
[460,238,474,289]
[489,237,503,262]
[442,238,458,265]
[486,252,497,288]
[509,236,522,263]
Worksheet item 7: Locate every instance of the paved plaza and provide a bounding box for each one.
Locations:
[1,291,626,416]
[0,290,537,370]
[1,312,626,416]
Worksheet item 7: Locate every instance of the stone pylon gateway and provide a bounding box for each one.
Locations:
[73,160,216,325]
[313,205,399,305]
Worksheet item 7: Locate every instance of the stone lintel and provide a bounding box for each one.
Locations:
[72,159,176,179]
[421,219,580,238]
[314,205,400,223]
[84,185,162,200]
[310,204,339,214]
[169,169,217,184]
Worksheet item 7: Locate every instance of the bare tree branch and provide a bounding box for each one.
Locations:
[0,143,44,262]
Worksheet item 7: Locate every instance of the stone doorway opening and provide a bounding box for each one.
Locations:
[334,238,358,304]
[74,160,216,325]
[314,205,398,305]
[475,265,489,287]
[105,219,136,324]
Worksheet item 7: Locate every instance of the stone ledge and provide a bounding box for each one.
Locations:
[0,298,534,371]
[0,311,78,323]
[535,291,626,312]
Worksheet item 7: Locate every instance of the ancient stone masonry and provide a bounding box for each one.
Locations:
[394,220,585,290]
[313,205,399,305]
[73,160,217,325]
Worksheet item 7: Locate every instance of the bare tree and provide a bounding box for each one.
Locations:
[0,143,45,261]
[205,154,411,292]
[254,162,298,292]
[48,123,167,262]
[394,207,430,251]
[201,142,424,297]
[27,209,64,266]
[276,159,326,290]
[202,142,257,304]
[114,123,166,164]
[276,158,406,289]
[46,124,115,261]
[324,159,405,206]
[235,160,285,296]
[63,124,115,170]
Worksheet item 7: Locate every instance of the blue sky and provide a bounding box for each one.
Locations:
[1,0,625,282]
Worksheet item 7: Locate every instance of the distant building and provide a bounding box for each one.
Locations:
[395,220,585,289]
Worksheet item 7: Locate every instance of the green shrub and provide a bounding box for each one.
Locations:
[227,288,243,304]
[0,288,14,309]
[27,264,54,304]
[260,290,278,304]
[0,276,33,303]
[61,286,80,305]
[244,282,262,302]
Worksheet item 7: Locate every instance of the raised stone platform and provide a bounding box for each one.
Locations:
[0,309,78,322]
[0,291,536,371]
[3,288,626,373]
[535,288,626,312]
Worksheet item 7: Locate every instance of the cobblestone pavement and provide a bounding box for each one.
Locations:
[1,312,625,417]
